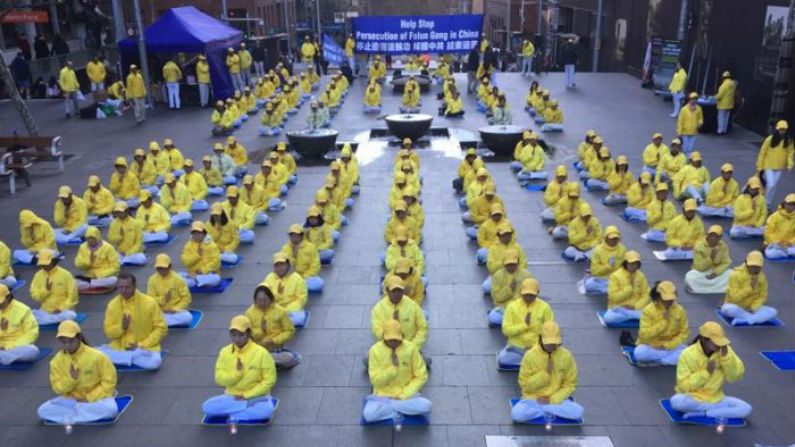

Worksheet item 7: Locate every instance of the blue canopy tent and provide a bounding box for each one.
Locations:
[118,6,242,100]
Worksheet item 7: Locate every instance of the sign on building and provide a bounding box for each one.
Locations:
[352,14,483,54]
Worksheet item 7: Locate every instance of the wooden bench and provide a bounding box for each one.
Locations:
[0,136,64,194]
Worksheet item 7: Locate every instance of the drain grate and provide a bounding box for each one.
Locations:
[485,436,615,447]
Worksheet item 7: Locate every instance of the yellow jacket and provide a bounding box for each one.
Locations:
[704,177,739,208]
[227,144,248,166]
[0,300,37,349]
[673,165,711,198]
[200,166,223,187]
[544,180,567,207]
[301,42,316,60]
[49,344,116,401]
[108,216,144,256]
[136,202,171,233]
[655,151,687,183]
[637,302,689,349]
[675,343,745,403]
[180,171,208,201]
[589,242,627,278]
[469,196,505,225]
[208,221,240,253]
[756,135,795,171]
[715,79,736,110]
[588,159,615,181]
[30,266,78,313]
[542,108,563,124]
[109,171,140,200]
[385,242,425,275]
[627,183,654,208]
[692,239,731,274]
[724,267,767,311]
[107,81,125,99]
[306,225,333,251]
[364,88,381,106]
[214,341,276,399]
[245,303,295,347]
[368,340,428,399]
[764,207,795,245]
[131,159,158,186]
[666,214,704,247]
[58,67,79,92]
[181,238,221,275]
[521,41,535,56]
[159,183,192,214]
[519,144,546,172]
[502,298,555,349]
[19,212,56,253]
[676,104,703,136]
[240,184,268,212]
[255,172,283,201]
[477,217,514,248]
[125,72,146,99]
[261,272,307,313]
[669,68,687,93]
[608,171,634,195]
[518,344,578,403]
[345,38,355,57]
[54,197,88,232]
[466,179,491,206]
[317,201,341,230]
[226,53,241,74]
[196,60,210,84]
[607,268,650,310]
[642,143,669,167]
[86,61,106,83]
[490,267,533,308]
[383,271,425,305]
[567,216,602,251]
[445,96,463,114]
[457,158,484,182]
[166,148,184,171]
[280,241,321,277]
[239,49,252,69]
[554,196,585,226]
[150,151,171,176]
[646,198,677,231]
[371,296,428,348]
[0,241,13,278]
[162,61,182,83]
[385,215,421,244]
[224,200,255,230]
[75,240,120,279]
[103,291,167,351]
[83,186,115,216]
[733,193,767,228]
[487,241,527,274]
[147,270,191,313]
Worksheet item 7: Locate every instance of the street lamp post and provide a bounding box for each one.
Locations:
[283,0,293,58]
[316,0,322,38]
[132,0,152,104]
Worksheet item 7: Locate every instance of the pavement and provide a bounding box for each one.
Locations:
[0,71,792,447]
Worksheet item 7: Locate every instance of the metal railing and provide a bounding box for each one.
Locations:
[26,47,120,81]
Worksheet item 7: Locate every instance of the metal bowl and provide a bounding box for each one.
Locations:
[384,114,433,141]
[478,125,526,156]
[392,74,432,93]
[286,128,339,159]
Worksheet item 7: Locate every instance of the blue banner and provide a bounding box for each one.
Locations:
[323,33,345,66]
[352,15,483,55]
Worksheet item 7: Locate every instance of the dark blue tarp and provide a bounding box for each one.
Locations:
[118,6,242,100]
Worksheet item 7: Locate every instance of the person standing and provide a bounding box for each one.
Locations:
[34,35,50,60]
[17,32,31,60]
[300,36,315,68]
[676,93,703,155]
[714,71,736,135]
[196,55,211,107]
[86,55,106,91]
[238,43,252,87]
[251,42,267,78]
[126,64,147,124]
[162,58,183,110]
[755,120,793,204]
[345,36,356,75]
[226,48,243,91]
[668,62,687,117]
[562,38,579,89]
[9,52,32,99]
[51,34,70,56]
[521,39,535,76]
[313,36,324,75]
[58,61,80,118]
[466,48,479,94]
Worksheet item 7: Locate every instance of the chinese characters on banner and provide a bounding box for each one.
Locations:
[352,15,483,55]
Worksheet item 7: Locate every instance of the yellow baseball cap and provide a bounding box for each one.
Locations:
[640,171,652,184]
[402,137,412,146]
[520,278,539,295]
[592,136,604,144]
[394,225,409,242]
[229,315,252,332]
[616,155,628,165]
[688,92,698,99]
[114,202,128,213]
[214,143,224,151]
[114,157,127,167]
[190,221,206,233]
[56,320,81,338]
[307,205,322,218]
[722,70,731,78]
[476,168,488,177]
[671,138,682,145]
[164,138,174,146]
[211,202,224,216]
[489,203,503,215]
[149,141,160,151]
[164,173,176,184]
[465,148,477,157]
[87,175,100,187]
[579,202,592,216]
[315,190,329,203]
[746,250,763,267]
[655,182,668,192]
[776,120,788,130]
[139,190,152,201]
[85,226,100,240]
[652,132,663,139]
[786,193,795,204]
[202,155,212,163]
[383,319,403,341]
[720,163,734,173]
[276,142,287,151]
[502,249,519,265]
[226,185,240,198]
[683,199,697,211]
[243,175,254,186]
[227,136,236,144]
[184,159,194,168]
[586,130,596,137]
[747,176,761,189]
[395,257,412,274]
[155,253,171,268]
[699,321,729,346]
[555,165,567,176]
[58,185,72,198]
[624,250,641,263]
[496,223,513,236]
[393,201,408,212]
[484,183,497,194]
[37,249,55,266]
[605,225,621,239]
[567,182,580,197]
[708,225,723,236]
[690,151,702,161]
[385,276,405,291]
[134,148,145,157]
[288,223,304,235]
[598,147,610,157]
[541,321,562,344]
[658,280,677,301]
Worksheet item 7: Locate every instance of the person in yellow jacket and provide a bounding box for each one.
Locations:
[260,251,308,327]
[148,141,171,179]
[655,199,704,260]
[238,43,252,86]
[0,282,39,365]
[632,280,689,366]
[162,138,185,176]
[672,151,710,202]
[180,160,209,212]
[676,92,703,154]
[383,257,426,306]
[275,141,298,185]
[125,64,147,124]
[563,203,602,262]
[539,100,564,133]
[344,36,356,71]
[684,225,732,294]
[520,39,535,76]
[370,277,429,359]
[517,133,548,184]
[719,251,776,325]
[584,147,615,191]
[201,156,225,196]
[131,148,159,194]
[280,224,323,292]
[581,226,626,295]
[58,61,80,118]
[763,193,795,259]
[226,136,248,175]
[461,168,491,210]
[464,183,503,238]
[74,226,119,292]
[541,165,569,222]
[245,284,301,369]
[642,133,669,176]
[476,204,514,256]
[86,55,106,91]
[498,278,555,369]
[29,249,78,325]
[222,186,256,243]
[573,130,596,172]
[455,148,484,196]
[36,320,119,424]
[485,224,528,288]
[729,177,767,239]
[196,55,211,107]
[363,319,432,423]
[107,79,125,101]
[108,202,146,266]
[226,47,243,91]
[400,83,421,113]
[136,190,171,243]
[384,225,425,277]
[385,201,421,244]
[669,321,752,420]
[512,321,584,422]
[159,173,192,226]
[147,254,192,327]
[604,251,650,324]
[305,206,334,264]
[340,146,358,194]
[98,272,166,370]
[369,55,386,82]
[642,182,678,242]
[267,150,291,191]
[207,203,241,266]
[756,120,794,203]
[109,157,141,207]
[162,58,182,109]
[84,175,115,227]
[714,71,736,134]
[0,240,17,288]
[550,183,586,240]
[300,36,315,64]
[202,315,278,427]
[363,82,382,114]
[487,250,533,326]
[253,163,283,217]
[180,221,221,288]
[603,156,633,205]
[697,163,739,217]
[401,188,424,229]
[622,171,654,221]
[668,62,687,117]
[655,138,686,184]
[14,209,57,265]
[239,175,269,223]
[53,185,88,245]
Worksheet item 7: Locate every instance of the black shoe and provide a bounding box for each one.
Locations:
[619,330,636,347]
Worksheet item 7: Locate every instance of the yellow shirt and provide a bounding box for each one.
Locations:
[245,303,295,347]
[642,143,669,167]
[239,50,252,69]
[715,79,736,110]
[0,241,13,278]
[501,298,555,349]
[227,144,248,166]
[764,207,795,245]
[125,72,146,99]
[468,196,505,226]
[147,271,191,313]
[136,202,171,233]
[383,271,425,305]
[261,272,307,313]
[54,197,88,232]
[724,267,768,311]
[166,148,185,171]
[240,184,268,212]
[554,197,586,226]
[108,216,144,255]
[567,216,602,251]
[646,198,677,231]
[676,104,704,136]
[385,242,425,276]
[490,267,533,309]
[371,296,428,349]
[608,170,634,195]
[30,266,79,313]
[675,343,745,403]
[226,53,241,74]
[519,144,546,172]
[131,159,158,186]
[162,61,182,83]
[732,193,767,228]
[86,61,106,83]
[665,214,704,247]
[214,341,276,399]
[691,239,731,275]
[655,152,687,183]
[589,242,627,278]
[0,300,38,349]
[607,268,650,310]
[207,221,240,253]
[74,241,120,279]
[109,171,140,200]
[544,180,567,207]
[200,167,223,187]
[181,239,221,275]
[477,217,515,249]
[305,225,333,251]
[20,216,56,253]
[669,68,687,93]
[180,171,208,201]
[159,183,192,214]
[637,302,689,349]
[756,135,795,171]
[626,183,654,209]
[196,61,210,84]
[384,215,421,244]
[704,177,739,208]
[83,186,115,216]
[279,241,321,277]
[103,291,167,351]
[58,67,79,92]
[364,88,381,106]
[223,200,255,230]
[518,344,578,403]
[368,340,428,400]
[49,344,117,402]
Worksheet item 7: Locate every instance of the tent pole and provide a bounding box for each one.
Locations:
[221,0,228,22]
[132,0,152,105]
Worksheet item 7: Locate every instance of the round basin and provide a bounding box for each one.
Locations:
[286,128,339,159]
[478,125,526,156]
[385,113,433,141]
[392,75,432,93]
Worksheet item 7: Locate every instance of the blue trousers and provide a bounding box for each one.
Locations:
[670,394,752,420]
[362,394,432,423]
[497,345,525,368]
[634,344,685,365]
[306,276,324,293]
[511,398,584,423]
[202,394,275,423]
[37,396,117,424]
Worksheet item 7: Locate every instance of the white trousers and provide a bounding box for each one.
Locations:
[765,243,795,259]
[2,275,17,288]
[143,231,169,243]
[199,83,210,107]
[671,92,684,116]
[33,309,77,325]
[165,310,193,327]
[563,246,593,262]
[670,394,752,419]
[641,229,666,242]
[720,303,778,325]
[764,169,782,204]
[132,98,145,123]
[98,346,162,370]
[90,82,105,92]
[166,83,180,109]
[0,345,39,365]
[511,398,584,422]
[76,276,118,290]
[729,225,764,239]
[603,194,627,206]
[565,64,576,87]
[717,109,731,133]
[37,396,117,424]
[55,224,88,245]
[658,247,693,261]
[633,344,685,365]
[121,253,147,266]
[684,269,731,294]
[203,394,274,423]
[180,272,221,288]
[362,394,432,423]
[602,307,641,324]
